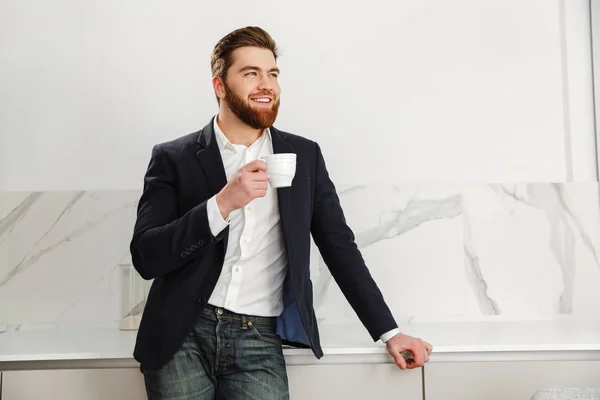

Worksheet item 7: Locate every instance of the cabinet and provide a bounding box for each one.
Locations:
[2,369,147,400]
[287,364,423,400]
[423,361,600,400]
[5,361,600,400]
[2,364,423,400]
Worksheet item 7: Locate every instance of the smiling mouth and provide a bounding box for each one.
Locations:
[251,97,272,105]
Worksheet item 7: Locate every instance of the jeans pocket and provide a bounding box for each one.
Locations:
[250,323,282,345]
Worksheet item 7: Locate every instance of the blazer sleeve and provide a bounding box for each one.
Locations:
[130,144,225,280]
[310,142,398,341]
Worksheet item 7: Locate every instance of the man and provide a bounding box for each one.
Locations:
[130,26,432,400]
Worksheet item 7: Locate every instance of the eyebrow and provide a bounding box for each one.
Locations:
[239,65,280,74]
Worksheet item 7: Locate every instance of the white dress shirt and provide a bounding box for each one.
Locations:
[206,118,287,317]
[205,116,400,342]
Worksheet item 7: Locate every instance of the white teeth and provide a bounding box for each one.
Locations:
[252,98,270,103]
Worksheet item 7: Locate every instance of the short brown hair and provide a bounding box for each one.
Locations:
[210,26,279,80]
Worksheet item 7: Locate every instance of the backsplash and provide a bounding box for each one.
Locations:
[0,191,139,326]
[313,184,600,323]
[1,183,599,329]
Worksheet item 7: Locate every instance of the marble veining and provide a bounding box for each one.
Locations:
[0,192,86,286]
[0,183,599,329]
[463,213,501,315]
[0,191,140,325]
[0,193,42,251]
[464,184,600,318]
[312,186,464,314]
[314,183,600,323]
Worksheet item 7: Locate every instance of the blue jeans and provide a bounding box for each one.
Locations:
[141,304,289,400]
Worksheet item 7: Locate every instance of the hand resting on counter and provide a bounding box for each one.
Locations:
[386,332,433,370]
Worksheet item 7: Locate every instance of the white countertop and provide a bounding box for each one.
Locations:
[2,319,600,370]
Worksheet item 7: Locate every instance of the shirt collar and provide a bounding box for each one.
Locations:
[213,115,271,152]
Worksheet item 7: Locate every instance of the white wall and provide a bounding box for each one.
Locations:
[1,1,599,399]
[591,0,600,180]
[1,0,594,191]
[562,0,598,181]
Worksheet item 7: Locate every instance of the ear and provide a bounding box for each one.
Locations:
[212,76,226,102]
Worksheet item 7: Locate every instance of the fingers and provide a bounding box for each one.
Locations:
[247,181,267,200]
[251,172,268,182]
[401,340,431,369]
[240,161,268,183]
[244,160,267,173]
[388,336,432,371]
[417,340,430,363]
[424,341,433,355]
[254,188,267,198]
[392,352,408,370]
[409,340,425,367]
[238,164,267,192]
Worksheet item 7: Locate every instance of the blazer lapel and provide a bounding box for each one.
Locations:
[271,127,295,251]
[195,118,227,195]
[196,118,229,249]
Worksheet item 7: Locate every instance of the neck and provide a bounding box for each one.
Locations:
[217,106,263,146]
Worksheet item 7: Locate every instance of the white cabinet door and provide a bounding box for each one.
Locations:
[3,364,422,400]
[424,361,600,400]
[2,369,147,400]
[287,364,422,400]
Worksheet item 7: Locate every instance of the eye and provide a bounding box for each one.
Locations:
[269,73,279,78]
[245,71,257,77]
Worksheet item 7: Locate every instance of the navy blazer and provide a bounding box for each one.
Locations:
[130,118,398,369]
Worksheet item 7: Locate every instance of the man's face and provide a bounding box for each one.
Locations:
[220,46,281,129]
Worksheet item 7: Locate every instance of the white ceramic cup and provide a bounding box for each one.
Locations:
[261,153,297,188]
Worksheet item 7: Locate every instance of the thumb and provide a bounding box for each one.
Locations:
[391,350,408,370]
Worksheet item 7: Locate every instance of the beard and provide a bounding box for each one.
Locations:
[223,80,280,130]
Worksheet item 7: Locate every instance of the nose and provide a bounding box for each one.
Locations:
[257,73,273,92]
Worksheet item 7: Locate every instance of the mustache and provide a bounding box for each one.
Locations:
[250,91,276,98]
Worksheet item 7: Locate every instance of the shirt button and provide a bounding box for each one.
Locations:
[247,206,252,212]
[235,267,240,273]
[241,239,248,245]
